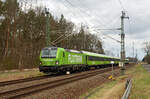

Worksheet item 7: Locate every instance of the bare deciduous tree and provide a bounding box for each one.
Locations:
[143,42,150,64]
[143,42,150,55]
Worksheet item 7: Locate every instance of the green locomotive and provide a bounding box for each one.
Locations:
[39,47,122,74]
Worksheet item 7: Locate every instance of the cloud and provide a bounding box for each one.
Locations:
[29,0,150,59]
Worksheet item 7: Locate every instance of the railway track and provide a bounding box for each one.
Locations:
[0,64,133,87]
[0,67,116,87]
[0,67,119,99]
[0,68,111,87]
[0,75,51,87]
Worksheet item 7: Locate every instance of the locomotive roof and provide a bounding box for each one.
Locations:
[65,49,82,54]
[43,47,58,50]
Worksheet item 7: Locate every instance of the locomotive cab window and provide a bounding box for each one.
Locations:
[41,48,57,58]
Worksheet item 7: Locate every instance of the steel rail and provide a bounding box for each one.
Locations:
[0,67,119,99]
[0,75,51,87]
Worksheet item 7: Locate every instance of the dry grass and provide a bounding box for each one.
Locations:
[129,64,150,99]
[99,82,125,99]
[83,64,150,99]
[81,65,136,99]
[83,77,126,99]
[0,69,44,82]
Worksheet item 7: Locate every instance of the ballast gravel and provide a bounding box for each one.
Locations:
[22,70,120,99]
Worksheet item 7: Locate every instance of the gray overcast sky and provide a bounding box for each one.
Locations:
[26,0,150,60]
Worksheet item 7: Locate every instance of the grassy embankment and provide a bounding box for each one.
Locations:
[82,64,150,99]
[0,69,44,82]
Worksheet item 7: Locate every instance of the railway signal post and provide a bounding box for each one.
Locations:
[45,8,50,46]
[111,61,114,77]
[120,11,129,75]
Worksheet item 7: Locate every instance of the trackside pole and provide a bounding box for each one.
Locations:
[109,61,114,80]
[120,11,129,75]
[111,61,114,77]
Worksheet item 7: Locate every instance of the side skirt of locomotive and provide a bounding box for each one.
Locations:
[39,63,119,74]
[39,65,87,74]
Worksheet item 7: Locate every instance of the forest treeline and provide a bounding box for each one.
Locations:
[142,42,150,64]
[0,0,104,70]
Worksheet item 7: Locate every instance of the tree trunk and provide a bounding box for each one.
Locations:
[4,25,10,56]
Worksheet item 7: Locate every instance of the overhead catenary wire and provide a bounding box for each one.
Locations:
[65,0,110,28]
[48,0,93,45]
[65,0,122,41]
[77,0,123,30]
[50,0,131,60]
[28,0,77,46]
[52,31,73,44]
[60,0,91,26]
[37,0,127,48]
[77,0,111,28]
[48,0,91,44]
[93,29,121,43]
[118,0,126,11]
[41,0,121,45]
[53,32,74,44]
[63,0,118,35]
[13,0,130,56]
[128,18,132,35]
[62,0,94,27]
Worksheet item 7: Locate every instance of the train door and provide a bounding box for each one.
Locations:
[62,51,65,65]
[86,55,88,65]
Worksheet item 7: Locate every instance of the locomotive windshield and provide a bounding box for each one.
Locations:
[41,48,57,58]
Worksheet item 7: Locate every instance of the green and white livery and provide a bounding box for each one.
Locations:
[39,47,128,73]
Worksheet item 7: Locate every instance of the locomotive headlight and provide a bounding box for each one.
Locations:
[56,61,59,65]
[40,62,42,65]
